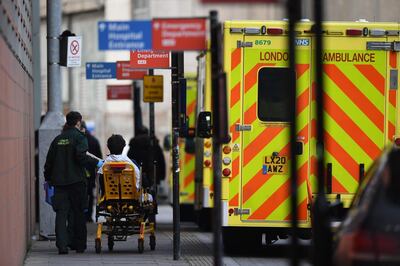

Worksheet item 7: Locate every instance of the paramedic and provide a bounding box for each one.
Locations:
[44,111,103,254]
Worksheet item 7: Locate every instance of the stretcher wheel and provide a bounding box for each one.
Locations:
[95,238,101,254]
[150,235,156,250]
[108,235,114,251]
[138,238,144,253]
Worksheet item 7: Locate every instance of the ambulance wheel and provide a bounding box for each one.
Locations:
[107,235,114,251]
[138,239,144,253]
[222,228,240,253]
[150,235,156,250]
[223,227,261,254]
[198,208,212,231]
[180,204,194,222]
[95,238,101,254]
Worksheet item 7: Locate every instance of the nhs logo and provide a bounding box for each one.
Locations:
[295,39,310,46]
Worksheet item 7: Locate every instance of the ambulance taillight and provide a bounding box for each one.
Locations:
[222,168,231,177]
[223,145,231,154]
[395,138,400,147]
[267,28,284,35]
[205,141,211,148]
[346,29,363,36]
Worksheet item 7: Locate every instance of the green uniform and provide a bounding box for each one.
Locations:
[44,127,98,251]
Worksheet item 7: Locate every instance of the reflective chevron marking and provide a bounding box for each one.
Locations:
[324,64,384,132]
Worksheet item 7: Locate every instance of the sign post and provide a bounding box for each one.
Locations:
[171,52,184,260]
[313,0,332,265]
[210,11,223,266]
[145,70,158,231]
[133,82,144,136]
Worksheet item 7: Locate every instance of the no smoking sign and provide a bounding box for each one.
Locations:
[67,36,82,67]
[70,40,79,55]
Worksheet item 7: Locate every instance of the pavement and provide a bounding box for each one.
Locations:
[24,205,311,266]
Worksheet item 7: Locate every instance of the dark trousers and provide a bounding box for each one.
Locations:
[52,182,87,250]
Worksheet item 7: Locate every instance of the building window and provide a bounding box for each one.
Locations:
[257,67,293,122]
[133,0,149,18]
[134,0,148,9]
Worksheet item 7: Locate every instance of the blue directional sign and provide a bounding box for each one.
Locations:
[98,21,152,50]
[86,62,116,79]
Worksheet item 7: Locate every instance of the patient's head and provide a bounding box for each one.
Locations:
[107,134,126,155]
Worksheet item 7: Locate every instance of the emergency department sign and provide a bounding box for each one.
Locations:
[152,18,207,51]
[116,61,147,80]
[67,36,82,67]
[143,75,163,102]
[130,50,170,68]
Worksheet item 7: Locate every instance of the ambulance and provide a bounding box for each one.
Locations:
[194,51,214,229]
[217,20,400,250]
[174,73,198,221]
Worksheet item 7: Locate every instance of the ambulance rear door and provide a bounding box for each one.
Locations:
[317,24,394,203]
[239,25,311,225]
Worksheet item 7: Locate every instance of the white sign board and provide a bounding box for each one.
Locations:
[67,36,82,67]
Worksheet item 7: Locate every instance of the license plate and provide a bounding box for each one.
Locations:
[263,156,288,175]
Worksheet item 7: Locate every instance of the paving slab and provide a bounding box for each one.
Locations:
[25,205,311,266]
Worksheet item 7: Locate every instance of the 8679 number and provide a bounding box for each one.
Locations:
[255,40,271,46]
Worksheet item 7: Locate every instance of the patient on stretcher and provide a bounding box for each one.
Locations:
[97,134,153,202]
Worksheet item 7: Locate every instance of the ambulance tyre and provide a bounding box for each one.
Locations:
[197,208,212,231]
[180,204,195,222]
[222,228,239,253]
[222,227,261,254]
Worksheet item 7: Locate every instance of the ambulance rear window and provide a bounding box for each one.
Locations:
[258,67,292,122]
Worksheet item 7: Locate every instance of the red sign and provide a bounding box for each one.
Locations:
[152,18,207,51]
[116,61,147,80]
[107,85,132,100]
[130,50,170,68]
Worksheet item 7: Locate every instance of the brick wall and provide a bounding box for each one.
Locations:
[0,1,35,265]
[0,36,35,266]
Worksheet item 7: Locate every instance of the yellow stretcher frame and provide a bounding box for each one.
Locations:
[95,162,155,254]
